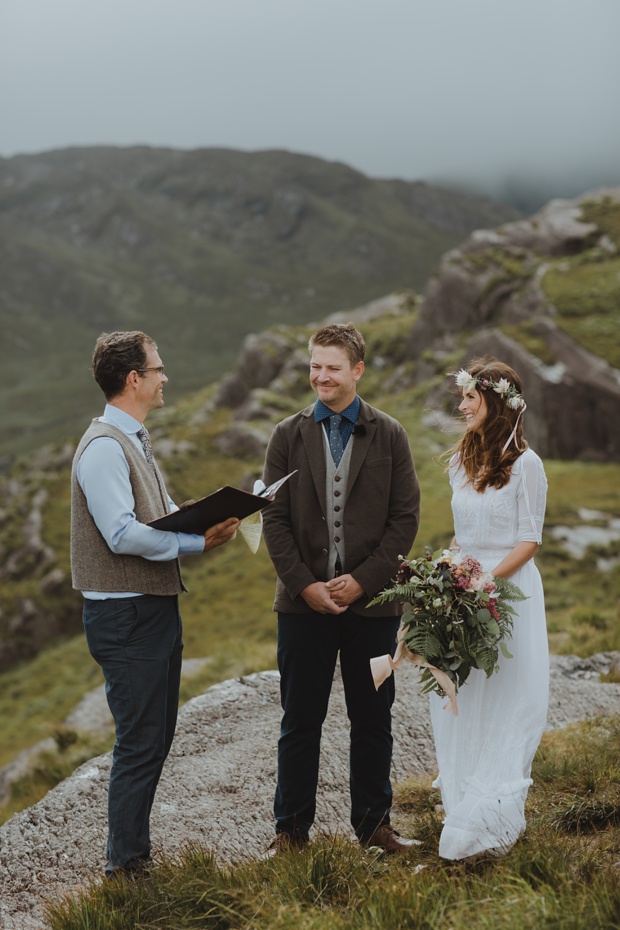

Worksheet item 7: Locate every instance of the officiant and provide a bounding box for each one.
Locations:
[70,330,239,879]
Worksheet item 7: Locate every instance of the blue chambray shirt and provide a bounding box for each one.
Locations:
[314,395,360,450]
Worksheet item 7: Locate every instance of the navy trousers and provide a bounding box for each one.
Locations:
[83,594,183,871]
[275,610,399,842]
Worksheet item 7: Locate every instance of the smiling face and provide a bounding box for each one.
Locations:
[136,345,168,414]
[459,385,488,434]
[309,344,364,413]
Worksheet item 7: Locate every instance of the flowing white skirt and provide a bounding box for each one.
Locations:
[429,560,549,860]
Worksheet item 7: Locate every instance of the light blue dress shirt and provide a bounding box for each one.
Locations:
[76,404,204,599]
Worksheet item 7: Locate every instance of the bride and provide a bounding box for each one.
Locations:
[430,357,549,860]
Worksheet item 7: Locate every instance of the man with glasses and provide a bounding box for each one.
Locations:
[70,330,239,878]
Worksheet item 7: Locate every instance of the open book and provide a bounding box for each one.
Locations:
[147,471,297,536]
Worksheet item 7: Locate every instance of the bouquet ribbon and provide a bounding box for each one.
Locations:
[370,633,459,716]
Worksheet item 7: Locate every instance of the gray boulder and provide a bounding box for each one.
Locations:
[406,188,620,461]
[212,331,295,409]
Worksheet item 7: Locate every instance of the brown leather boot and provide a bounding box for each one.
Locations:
[264,832,309,858]
[362,825,422,854]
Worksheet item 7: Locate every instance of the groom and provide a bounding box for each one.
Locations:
[262,322,420,853]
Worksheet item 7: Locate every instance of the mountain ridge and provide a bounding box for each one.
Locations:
[0,145,520,457]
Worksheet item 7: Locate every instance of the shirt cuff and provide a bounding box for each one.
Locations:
[177,533,205,555]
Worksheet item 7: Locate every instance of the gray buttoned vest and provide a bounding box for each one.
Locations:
[323,427,353,579]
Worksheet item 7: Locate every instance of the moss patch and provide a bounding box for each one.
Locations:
[542,256,620,369]
[501,322,557,366]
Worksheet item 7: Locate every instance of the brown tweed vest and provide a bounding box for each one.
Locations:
[70,420,185,595]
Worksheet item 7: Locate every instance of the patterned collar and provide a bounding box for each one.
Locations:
[314,395,360,424]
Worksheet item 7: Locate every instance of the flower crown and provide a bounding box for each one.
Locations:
[455,369,525,411]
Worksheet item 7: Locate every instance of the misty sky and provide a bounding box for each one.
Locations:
[2,0,619,201]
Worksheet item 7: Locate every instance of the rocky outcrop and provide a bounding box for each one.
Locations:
[0,658,211,806]
[1,654,619,930]
[407,194,608,346]
[405,188,620,461]
[210,292,415,418]
[212,331,297,410]
[0,445,82,672]
[208,329,312,458]
[455,325,620,460]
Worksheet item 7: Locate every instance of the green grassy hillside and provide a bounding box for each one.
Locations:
[0,146,519,458]
[1,309,618,823]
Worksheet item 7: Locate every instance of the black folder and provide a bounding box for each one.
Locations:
[147,471,296,535]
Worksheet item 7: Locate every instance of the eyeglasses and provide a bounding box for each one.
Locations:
[137,366,165,376]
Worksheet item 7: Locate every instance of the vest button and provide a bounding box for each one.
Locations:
[334,505,341,512]
[334,536,341,543]
[334,490,341,497]
[334,521,341,527]
[335,475,341,482]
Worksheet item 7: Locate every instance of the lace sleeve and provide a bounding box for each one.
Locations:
[448,453,460,489]
[516,450,548,544]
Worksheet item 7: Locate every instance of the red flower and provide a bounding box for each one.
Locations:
[395,561,414,584]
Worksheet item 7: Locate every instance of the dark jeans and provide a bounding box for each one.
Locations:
[83,594,183,871]
[275,610,399,842]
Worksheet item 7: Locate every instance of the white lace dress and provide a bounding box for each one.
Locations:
[429,448,549,860]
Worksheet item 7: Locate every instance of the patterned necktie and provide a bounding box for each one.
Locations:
[329,414,344,467]
[137,427,155,467]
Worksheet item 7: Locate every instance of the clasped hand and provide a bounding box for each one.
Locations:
[302,574,364,614]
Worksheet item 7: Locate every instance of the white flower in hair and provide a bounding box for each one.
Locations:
[454,368,525,414]
[455,369,477,391]
[493,378,512,395]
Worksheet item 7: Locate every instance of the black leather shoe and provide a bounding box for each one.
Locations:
[264,833,309,858]
[362,825,422,854]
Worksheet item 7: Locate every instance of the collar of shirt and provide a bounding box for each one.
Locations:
[314,396,360,425]
[100,404,144,437]
[97,404,149,460]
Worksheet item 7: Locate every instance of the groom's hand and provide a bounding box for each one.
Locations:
[326,574,364,606]
[301,582,347,615]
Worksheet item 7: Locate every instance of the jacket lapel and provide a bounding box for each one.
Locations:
[348,400,377,491]
[300,405,327,515]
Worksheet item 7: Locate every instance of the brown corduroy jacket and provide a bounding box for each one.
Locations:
[262,398,420,617]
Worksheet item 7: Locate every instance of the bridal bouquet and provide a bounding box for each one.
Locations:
[369,548,525,713]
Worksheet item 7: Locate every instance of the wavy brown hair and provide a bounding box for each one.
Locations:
[448,356,528,491]
[92,331,157,400]
[309,323,366,366]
